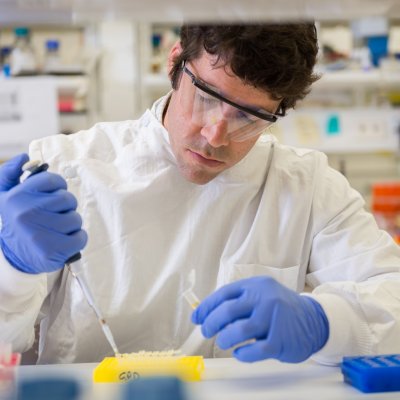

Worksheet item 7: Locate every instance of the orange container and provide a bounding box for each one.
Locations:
[371,182,400,244]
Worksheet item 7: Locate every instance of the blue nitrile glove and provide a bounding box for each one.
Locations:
[0,153,88,274]
[192,276,329,363]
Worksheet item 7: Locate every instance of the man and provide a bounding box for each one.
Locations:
[0,23,399,365]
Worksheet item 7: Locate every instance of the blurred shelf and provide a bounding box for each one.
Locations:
[59,110,88,115]
[5,75,89,93]
[142,69,400,90]
[271,107,400,154]
[59,111,91,134]
[315,69,400,88]
[53,75,89,94]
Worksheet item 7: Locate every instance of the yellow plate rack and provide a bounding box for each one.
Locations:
[93,354,204,383]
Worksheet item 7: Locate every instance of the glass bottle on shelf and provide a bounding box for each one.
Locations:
[0,47,12,78]
[10,27,37,76]
[150,33,162,74]
[43,40,61,73]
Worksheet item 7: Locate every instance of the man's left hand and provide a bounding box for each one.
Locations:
[192,276,329,363]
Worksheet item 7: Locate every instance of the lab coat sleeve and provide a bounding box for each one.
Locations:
[0,249,47,353]
[305,153,400,365]
[0,140,50,353]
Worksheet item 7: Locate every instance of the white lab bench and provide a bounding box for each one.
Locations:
[14,358,400,400]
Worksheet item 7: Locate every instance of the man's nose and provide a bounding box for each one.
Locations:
[200,119,230,147]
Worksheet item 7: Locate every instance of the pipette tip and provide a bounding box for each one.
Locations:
[100,319,120,356]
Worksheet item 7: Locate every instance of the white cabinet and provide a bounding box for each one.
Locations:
[56,74,98,134]
[270,69,400,154]
[0,26,100,135]
[0,77,59,159]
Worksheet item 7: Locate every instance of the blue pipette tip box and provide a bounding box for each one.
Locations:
[17,377,81,400]
[123,376,187,400]
[341,354,400,393]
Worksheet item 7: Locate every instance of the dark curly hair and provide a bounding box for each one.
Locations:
[170,24,320,115]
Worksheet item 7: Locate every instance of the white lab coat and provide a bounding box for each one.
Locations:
[0,96,399,365]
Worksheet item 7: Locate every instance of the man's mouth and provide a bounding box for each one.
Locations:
[187,150,224,167]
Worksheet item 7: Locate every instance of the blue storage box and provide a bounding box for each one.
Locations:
[341,354,400,393]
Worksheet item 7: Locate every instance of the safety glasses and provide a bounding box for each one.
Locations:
[180,61,283,142]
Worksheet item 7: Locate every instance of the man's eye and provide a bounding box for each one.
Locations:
[237,111,257,124]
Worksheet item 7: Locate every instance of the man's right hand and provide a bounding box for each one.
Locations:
[0,154,88,274]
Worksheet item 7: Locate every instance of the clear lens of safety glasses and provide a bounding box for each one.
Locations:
[181,75,274,142]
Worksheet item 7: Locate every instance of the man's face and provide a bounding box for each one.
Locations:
[164,52,281,185]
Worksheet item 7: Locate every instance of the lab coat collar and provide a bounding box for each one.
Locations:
[151,91,172,125]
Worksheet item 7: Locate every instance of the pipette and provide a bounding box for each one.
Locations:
[22,160,120,356]
[66,253,120,356]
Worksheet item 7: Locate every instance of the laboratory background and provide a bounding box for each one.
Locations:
[1,2,400,244]
[1,0,400,399]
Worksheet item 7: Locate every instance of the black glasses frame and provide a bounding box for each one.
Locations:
[181,61,284,123]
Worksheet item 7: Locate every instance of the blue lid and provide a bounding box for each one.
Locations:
[17,378,81,400]
[14,27,29,37]
[1,46,12,56]
[3,64,11,77]
[46,40,60,51]
[123,376,187,400]
[152,33,162,48]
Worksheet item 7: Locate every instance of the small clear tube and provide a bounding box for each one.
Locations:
[182,269,200,310]
[182,288,200,310]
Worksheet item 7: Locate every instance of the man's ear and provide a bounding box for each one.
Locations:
[167,41,182,76]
